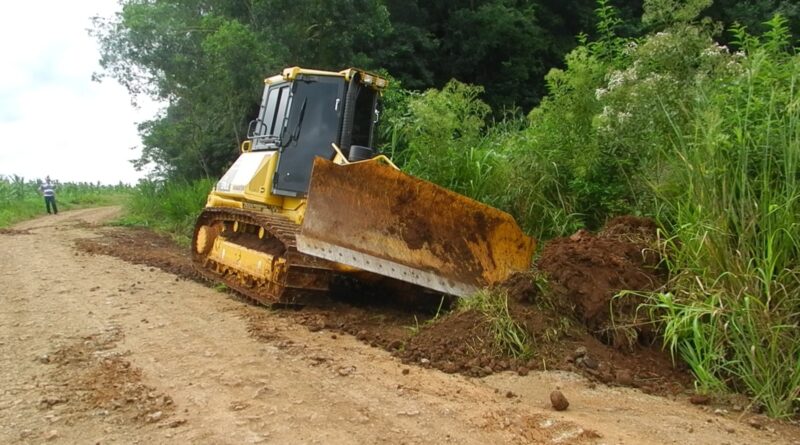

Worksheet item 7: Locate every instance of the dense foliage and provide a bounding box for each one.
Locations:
[0,176,131,227]
[385,3,799,416]
[91,0,794,180]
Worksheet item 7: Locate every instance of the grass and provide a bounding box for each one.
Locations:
[405,296,448,335]
[117,178,214,245]
[459,289,532,360]
[0,175,132,227]
[643,18,800,417]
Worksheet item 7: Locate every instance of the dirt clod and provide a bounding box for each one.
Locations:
[581,355,599,370]
[168,419,188,428]
[615,370,634,386]
[690,395,711,405]
[571,346,588,360]
[550,390,569,411]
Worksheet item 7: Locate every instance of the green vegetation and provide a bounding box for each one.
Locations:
[92,0,798,416]
[0,176,131,227]
[90,0,794,181]
[644,17,800,416]
[390,4,798,415]
[459,290,532,360]
[117,179,214,244]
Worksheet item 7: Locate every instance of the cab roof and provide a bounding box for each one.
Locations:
[264,67,388,90]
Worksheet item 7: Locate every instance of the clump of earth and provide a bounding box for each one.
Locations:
[394,216,687,393]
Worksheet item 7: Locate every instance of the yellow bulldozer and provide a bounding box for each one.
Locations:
[192,67,535,304]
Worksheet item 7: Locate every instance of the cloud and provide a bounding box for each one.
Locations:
[0,0,160,184]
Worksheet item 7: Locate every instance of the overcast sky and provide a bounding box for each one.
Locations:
[0,1,160,184]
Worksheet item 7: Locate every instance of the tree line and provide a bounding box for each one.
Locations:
[91,0,798,180]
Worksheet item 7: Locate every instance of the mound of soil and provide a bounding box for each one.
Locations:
[400,310,500,376]
[398,305,687,393]
[394,216,687,392]
[538,216,664,348]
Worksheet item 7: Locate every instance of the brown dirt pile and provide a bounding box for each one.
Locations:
[538,216,663,347]
[395,216,686,392]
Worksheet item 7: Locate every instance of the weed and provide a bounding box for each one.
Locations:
[459,289,532,360]
[405,296,449,336]
[213,283,229,293]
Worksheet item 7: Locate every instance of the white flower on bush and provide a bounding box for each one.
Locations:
[608,71,625,90]
[643,73,666,85]
[595,88,608,100]
[623,41,639,56]
[607,66,639,91]
[701,43,730,60]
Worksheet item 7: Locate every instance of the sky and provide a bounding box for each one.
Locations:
[0,1,160,184]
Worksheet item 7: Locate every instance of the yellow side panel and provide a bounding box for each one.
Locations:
[243,151,282,206]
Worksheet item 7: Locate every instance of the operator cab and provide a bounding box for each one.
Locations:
[247,67,387,197]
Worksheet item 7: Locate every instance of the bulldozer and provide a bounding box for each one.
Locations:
[192,67,535,305]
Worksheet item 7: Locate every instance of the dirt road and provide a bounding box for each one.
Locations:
[1,208,797,444]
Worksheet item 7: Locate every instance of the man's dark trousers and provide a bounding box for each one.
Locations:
[45,196,58,214]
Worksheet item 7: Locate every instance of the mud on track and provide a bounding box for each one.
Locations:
[3,207,798,444]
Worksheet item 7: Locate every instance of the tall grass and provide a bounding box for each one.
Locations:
[0,175,131,227]
[382,4,799,416]
[382,81,584,240]
[383,81,506,204]
[647,17,800,416]
[119,178,215,244]
[459,290,532,360]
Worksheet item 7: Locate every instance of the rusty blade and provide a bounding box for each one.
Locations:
[296,157,535,297]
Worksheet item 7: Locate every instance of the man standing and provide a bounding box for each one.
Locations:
[39,176,58,215]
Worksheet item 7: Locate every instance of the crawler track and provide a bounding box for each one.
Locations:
[192,208,335,305]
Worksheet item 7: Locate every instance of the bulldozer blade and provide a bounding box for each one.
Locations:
[296,157,535,297]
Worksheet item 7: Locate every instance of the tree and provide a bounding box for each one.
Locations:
[92,0,392,180]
